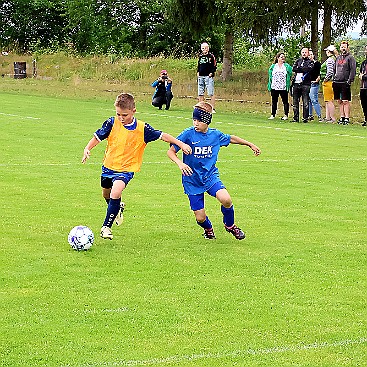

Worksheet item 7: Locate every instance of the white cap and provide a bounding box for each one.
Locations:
[324,45,336,52]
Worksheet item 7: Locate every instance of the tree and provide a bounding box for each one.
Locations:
[0,0,67,52]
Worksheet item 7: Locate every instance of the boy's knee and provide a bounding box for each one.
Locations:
[221,199,233,208]
[194,212,206,223]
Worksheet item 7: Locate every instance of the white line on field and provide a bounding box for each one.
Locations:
[0,112,41,120]
[1,157,366,168]
[136,111,367,140]
[66,336,367,367]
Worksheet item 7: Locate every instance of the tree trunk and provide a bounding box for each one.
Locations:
[321,2,332,62]
[310,2,319,59]
[221,30,233,81]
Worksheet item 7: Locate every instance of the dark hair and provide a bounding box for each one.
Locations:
[341,40,349,48]
[274,52,285,64]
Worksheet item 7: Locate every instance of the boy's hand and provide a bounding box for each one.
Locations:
[181,143,192,155]
[82,148,90,163]
[250,144,261,156]
[178,162,193,176]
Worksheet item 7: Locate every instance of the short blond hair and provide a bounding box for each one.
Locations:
[194,101,213,113]
[114,93,135,110]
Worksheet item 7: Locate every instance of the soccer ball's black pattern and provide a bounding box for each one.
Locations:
[68,225,94,251]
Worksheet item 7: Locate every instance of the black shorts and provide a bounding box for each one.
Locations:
[332,82,351,101]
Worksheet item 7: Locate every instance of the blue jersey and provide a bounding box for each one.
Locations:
[172,127,231,195]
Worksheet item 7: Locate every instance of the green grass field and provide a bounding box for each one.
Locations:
[1,90,367,367]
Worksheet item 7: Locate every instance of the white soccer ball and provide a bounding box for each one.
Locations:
[68,225,94,251]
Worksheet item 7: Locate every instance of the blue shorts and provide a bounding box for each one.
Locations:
[187,181,226,211]
[101,166,134,189]
[198,76,214,96]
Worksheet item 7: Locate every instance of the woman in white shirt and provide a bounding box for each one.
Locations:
[267,52,293,120]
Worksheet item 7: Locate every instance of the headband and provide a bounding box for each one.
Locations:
[193,108,212,125]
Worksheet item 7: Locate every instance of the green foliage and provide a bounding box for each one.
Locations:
[0,0,67,52]
[273,33,312,64]
[232,38,274,69]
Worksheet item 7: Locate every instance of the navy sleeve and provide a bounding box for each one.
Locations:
[144,123,162,143]
[94,117,114,141]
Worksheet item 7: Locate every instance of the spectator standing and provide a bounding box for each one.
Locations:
[320,45,337,122]
[197,42,217,112]
[292,47,314,122]
[359,45,367,127]
[151,69,173,110]
[267,52,293,120]
[308,50,322,121]
[332,41,356,125]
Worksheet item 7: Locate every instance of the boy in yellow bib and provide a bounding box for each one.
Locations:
[82,93,192,240]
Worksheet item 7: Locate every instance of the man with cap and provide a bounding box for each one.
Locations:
[151,69,173,110]
[167,101,261,241]
[332,41,356,125]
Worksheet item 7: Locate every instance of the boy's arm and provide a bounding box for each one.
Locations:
[160,132,192,155]
[230,135,261,156]
[82,136,100,163]
[167,146,193,176]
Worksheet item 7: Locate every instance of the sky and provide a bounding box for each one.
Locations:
[347,19,366,39]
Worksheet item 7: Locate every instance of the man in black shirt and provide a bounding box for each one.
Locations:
[292,47,314,122]
[197,43,217,112]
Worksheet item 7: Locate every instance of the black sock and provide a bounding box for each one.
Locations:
[103,198,121,227]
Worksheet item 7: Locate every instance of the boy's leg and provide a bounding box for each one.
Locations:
[102,188,111,204]
[213,187,246,240]
[188,193,216,239]
[101,180,126,239]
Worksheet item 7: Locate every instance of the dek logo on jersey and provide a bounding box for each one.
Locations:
[194,146,213,158]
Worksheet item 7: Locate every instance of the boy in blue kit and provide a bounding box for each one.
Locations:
[82,93,192,240]
[167,102,261,240]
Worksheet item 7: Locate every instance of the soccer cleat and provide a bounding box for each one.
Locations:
[281,116,288,121]
[338,117,345,124]
[225,224,246,240]
[343,118,349,125]
[212,109,216,114]
[100,226,113,240]
[268,115,275,120]
[362,121,367,126]
[114,202,125,226]
[202,227,216,239]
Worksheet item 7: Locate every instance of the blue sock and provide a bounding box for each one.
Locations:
[103,198,121,227]
[196,216,212,229]
[221,205,234,227]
